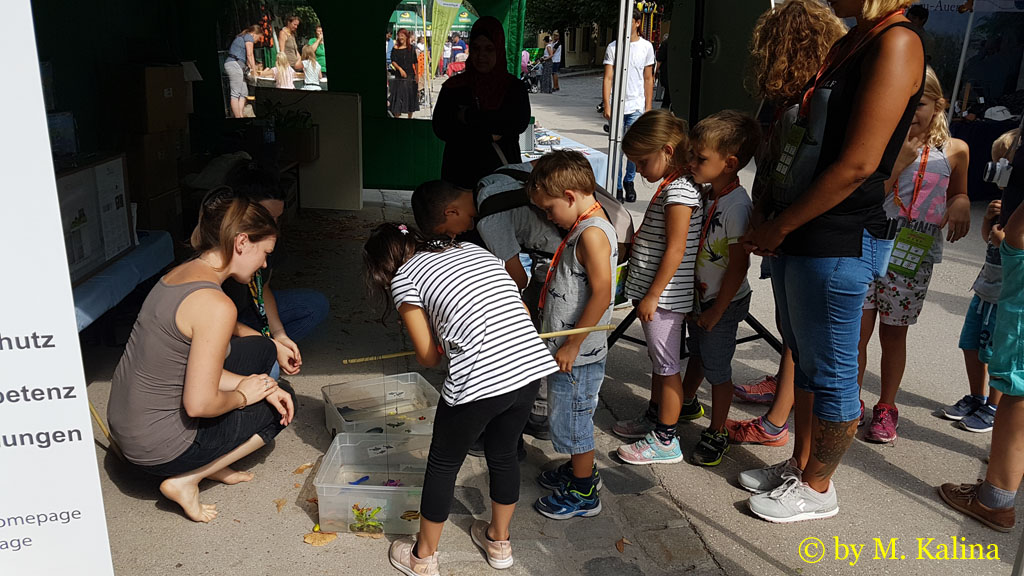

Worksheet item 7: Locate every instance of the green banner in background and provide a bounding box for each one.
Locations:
[431,0,461,74]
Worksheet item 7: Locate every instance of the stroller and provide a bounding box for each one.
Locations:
[521,60,541,94]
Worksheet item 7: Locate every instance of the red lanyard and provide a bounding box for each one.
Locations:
[799,11,904,118]
[697,180,741,259]
[891,145,930,219]
[539,201,603,311]
[632,169,686,245]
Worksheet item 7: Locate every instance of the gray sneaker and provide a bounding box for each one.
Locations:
[738,458,802,494]
[612,412,656,440]
[942,395,985,421]
[748,477,839,523]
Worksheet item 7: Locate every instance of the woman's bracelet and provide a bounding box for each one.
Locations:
[235,389,248,410]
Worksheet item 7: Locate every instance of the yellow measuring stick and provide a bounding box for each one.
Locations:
[341,324,617,365]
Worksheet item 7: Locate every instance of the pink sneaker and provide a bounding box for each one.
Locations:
[470,520,513,569]
[733,375,777,404]
[865,403,898,443]
[725,416,789,447]
[389,536,440,576]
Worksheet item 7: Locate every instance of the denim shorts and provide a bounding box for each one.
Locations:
[770,230,893,422]
[958,294,998,352]
[548,359,606,454]
[686,293,751,385]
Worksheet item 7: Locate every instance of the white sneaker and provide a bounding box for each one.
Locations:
[748,477,839,523]
[737,457,802,494]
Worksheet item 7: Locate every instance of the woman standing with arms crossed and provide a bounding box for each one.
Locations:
[108,190,295,523]
[740,0,924,523]
[389,28,419,119]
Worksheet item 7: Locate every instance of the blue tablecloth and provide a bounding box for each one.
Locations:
[73,230,175,331]
[522,129,609,185]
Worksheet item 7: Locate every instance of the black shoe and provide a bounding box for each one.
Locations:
[691,428,729,467]
[616,189,624,203]
[624,181,637,203]
[523,416,551,441]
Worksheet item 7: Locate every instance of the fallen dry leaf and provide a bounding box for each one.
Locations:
[294,483,301,488]
[273,498,287,513]
[293,463,313,474]
[303,532,338,546]
[306,497,319,504]
[615,537,632,554]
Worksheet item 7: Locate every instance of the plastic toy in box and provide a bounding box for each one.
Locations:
[313,433,429,534]
[322,373,439,436]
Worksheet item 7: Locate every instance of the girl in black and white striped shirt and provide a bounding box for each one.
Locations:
[364,223,557,575]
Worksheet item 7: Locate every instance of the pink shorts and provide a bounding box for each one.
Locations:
[640,307,687,375]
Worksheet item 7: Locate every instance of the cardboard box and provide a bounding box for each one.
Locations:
[134,188,183,242]
[127,131,180,199]
[131,66,187,133]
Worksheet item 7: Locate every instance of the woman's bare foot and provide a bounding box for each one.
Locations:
[207,467,255,485]
[160,477,218,523]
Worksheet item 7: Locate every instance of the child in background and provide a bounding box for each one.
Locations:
[301,44,322,90]
[940,127,1021,432]
[939,185,1024,533]
[527,151,617,518]
[614,109,704,465]
[262,51,296,89]
[684,111,760,466]
[364,214,558,575]
[857,66,971,443]
[726,0,848,448]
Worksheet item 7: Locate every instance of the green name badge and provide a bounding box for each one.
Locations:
[888,227,934,277]
[772,124,806,184]
[614,262,629,307]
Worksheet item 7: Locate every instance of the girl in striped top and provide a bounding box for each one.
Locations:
[364,222,557,575]
[613,110,705,464]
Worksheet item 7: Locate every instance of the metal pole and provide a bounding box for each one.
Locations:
[604,0,633,195]
[421,0,433,115]
[948,8,975,123]
[688,0,706,126]
[1013,526,1023,576]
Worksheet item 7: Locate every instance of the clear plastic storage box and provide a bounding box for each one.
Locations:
[313,432,430,534]
[322,372,439,436]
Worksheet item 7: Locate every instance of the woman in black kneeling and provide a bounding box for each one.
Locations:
[108,188,295,523]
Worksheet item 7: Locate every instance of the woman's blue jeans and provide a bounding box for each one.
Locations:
[769,230,893,422]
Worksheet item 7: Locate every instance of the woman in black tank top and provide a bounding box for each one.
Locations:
[739,0,924,524]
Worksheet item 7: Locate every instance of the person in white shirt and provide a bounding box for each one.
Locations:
[602,9,656,203]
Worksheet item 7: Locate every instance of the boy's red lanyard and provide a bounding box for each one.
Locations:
[891,145,930,219]
[799,11,904,118]
[697,180,741,258]
[632,169,685,244]
[539,201,603,311]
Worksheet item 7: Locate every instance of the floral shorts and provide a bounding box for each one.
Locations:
[864,261,934,326]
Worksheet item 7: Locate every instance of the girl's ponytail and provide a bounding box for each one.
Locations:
[362,223,448,322]
[922,66,951,148]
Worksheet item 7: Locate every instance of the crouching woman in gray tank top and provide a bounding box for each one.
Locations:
[108,189,296,523]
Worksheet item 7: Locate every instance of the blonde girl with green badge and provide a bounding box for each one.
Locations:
[856,66,970,443]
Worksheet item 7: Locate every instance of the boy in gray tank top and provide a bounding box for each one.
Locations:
[526,151,616,520]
